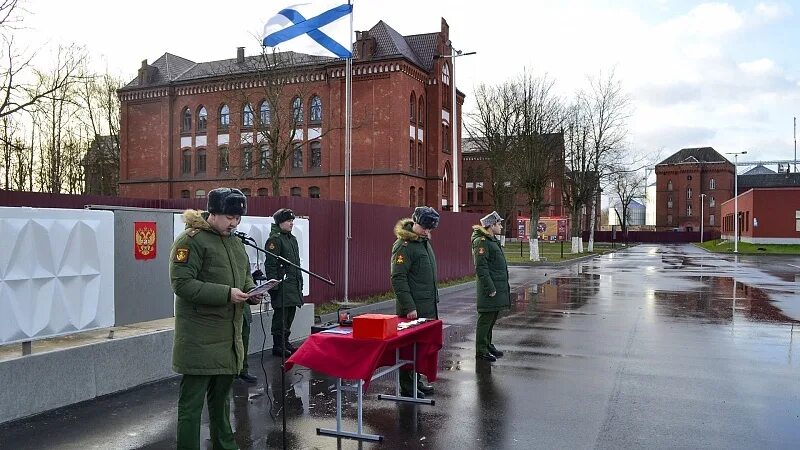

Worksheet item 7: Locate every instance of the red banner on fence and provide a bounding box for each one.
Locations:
[134,221,157,260]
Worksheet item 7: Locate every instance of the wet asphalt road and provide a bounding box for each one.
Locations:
[2,244,800,449]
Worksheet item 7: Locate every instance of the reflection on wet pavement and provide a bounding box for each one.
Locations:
[2,244,800,449]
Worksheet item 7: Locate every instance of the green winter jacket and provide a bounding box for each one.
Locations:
[391,219,439,319]
[264,223,303,308]
[170,210,255,375]
[471,225,511,312]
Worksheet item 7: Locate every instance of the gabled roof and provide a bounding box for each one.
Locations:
[123,52,197,88]
[173,52,333,82]
[741,164,776,175]
[656,147,729,166]
[360,21,429,70]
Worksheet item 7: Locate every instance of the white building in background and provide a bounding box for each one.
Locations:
[608,199,647,226]
[645,182,656,226]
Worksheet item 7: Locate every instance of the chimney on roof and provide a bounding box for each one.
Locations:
[138,59,151,86]
[237,47,245,64]
[354,31,375,61]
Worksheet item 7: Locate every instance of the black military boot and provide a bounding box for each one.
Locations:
[284,332,297,353]
[488,344,504,358]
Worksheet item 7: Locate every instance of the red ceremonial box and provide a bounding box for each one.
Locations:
[352,314,398,340]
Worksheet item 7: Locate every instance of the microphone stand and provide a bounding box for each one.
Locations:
[234,232,334,450]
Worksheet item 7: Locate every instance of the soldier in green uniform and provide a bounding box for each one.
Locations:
[471,211,511,362]
[391,206,440,397]
[170,187,259,450]
[265,208,303,357]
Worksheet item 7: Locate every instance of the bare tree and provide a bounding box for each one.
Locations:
[510,72,565,261]
[465,81,519,223]
[77,71,121,195]
[0,2,85,120]
[610,169,647,244]
[564,69,631,252]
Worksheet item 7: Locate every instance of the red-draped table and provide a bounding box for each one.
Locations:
[285,318,443,441]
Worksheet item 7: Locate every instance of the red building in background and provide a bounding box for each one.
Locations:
[654,147,735,231]
[721,187,800,244]
[117,18,465,210]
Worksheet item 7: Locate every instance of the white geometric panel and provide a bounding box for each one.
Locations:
[196,135,207,147]
[308,127,321,140]
[409,125,416,139]
[173,214,311,297]
[180,136,192,148]
[0,207,114,344]
[218,133,229,145]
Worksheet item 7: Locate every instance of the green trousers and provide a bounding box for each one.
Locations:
[476,311,499,355]
[241,310,251,373]
[177,374,237,450]
[271,305,297,337]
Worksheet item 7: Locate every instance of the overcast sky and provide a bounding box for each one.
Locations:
[20,0,800,167]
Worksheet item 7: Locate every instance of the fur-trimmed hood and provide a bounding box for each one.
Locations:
[394,218,422,241]
[182,209,213,232]
[471,224,492,237]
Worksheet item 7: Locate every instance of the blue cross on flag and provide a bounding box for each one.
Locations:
[263,2,353,58]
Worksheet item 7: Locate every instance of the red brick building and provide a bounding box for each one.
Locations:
[654,147,735,231]
[117,19,464,209]
[720,187,800,244]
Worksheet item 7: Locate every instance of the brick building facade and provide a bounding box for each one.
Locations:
[654,147,735,231]
[118,19,464,209]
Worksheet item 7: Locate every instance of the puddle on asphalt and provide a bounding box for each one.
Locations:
[515,275,799,325]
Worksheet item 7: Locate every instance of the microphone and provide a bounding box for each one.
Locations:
[232,230,256,243]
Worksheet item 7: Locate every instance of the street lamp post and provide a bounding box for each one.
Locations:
[434,48,475,212]
[725,151,747,253]
[699,193,706,243]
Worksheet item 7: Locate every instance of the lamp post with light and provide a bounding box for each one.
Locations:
[433,48,476,212]
[725,151,747,253]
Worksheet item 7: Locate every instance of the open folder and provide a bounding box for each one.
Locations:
[247,279,282,297]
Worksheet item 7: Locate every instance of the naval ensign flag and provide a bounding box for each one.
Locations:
[262,2,353,58]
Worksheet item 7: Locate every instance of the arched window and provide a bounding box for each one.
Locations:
[242,145,252,172]
[292,97,303,123]
[441,63,450,85]
[240,188,251,196]
[441,63,451,109]
[409,140,415,168]
[259,100,271,127]
[687,188,692,199]
[309,95,322,122]
[242,103,254,127]
[257,187,268,197]
[410,92,416,122]
[290,187,301,197]
[667,179,673,191]
[687,204,692,216]
[181,149,191,174]
[197,106,207,132]
[310,141,321,168]
[442,125,450,153]
[196,149,207,174]
[409,186,416,207]
[709,196,716,207]
[180,190,190,198]
[309,186,321,198]
[709,178,716,190]
[292,144,303,169]
[219,104,230,130]
[418,97,425,127]
[259,144,270,171]
[667,196,673,208]
[443,163,451,197]
[195,189,206,198]
[417,143,423,171]
[218,146,230,173]
[181,107,191,132]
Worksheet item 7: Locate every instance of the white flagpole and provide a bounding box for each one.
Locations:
[343,0,353,303]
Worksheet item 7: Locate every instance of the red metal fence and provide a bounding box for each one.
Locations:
[583,230,721,243]
[1,190,483,304]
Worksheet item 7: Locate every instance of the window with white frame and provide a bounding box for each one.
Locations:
[687,204,692,216]
[709,178,716,190]
[687,188,692,199]
[709,214,715,226]
[709,196,715,207]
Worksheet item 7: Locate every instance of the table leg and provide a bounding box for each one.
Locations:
[317,377,383,442]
